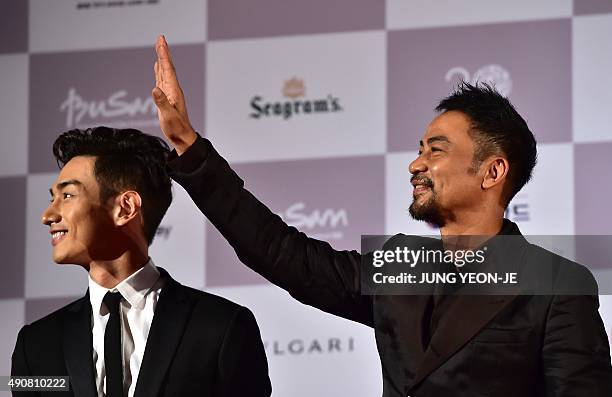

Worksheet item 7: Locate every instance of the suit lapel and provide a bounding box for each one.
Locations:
[411,222,528,388]
[411,293,518,387]
[377,294,432,360]
[410,294,435,359]
[133,268,193,397]
[63,293,97,397]
[378,235,440,365]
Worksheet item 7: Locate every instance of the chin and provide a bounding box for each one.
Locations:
[409,201,446,227]
[52,250,78,265]
[52,255,70,265]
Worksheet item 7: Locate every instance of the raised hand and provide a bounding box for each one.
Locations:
[153,35,197,154]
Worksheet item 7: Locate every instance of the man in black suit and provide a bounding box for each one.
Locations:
[11,126,271,397]
[152,35,612,396]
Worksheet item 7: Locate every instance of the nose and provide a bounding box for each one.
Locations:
[409,154,427,175]
[41,202,60,226]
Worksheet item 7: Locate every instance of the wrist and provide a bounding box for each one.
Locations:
[170,129,198,155]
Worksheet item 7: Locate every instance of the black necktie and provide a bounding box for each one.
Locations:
[103,291,123,397]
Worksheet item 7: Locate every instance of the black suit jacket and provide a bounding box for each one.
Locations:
[168,136,612,397]
[11,268,272,397]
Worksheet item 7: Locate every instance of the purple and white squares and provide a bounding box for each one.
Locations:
[572,14,612,143]
[574,142,612,235]
[574,0,612,16]
[206,31,386,164]
[28,44,205,173]
[29,0,206,53]
[205,155,384,287]
[0,0,27,54]
[209,0,384,40]
[386,0,572,30]
[0,177,26,299]
[0,54,28,177]
[0,300,25,375]
[388,19,572,152]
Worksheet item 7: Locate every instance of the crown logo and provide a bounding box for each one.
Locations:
[282,77,305,98]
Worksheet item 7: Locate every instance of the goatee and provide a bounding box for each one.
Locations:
[409,193,447,227]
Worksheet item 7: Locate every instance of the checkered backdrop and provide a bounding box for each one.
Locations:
[1,1,611,395]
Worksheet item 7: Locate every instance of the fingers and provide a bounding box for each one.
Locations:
[155,35,189,117]
[154,61,161,88]
[152,85,197,154]
[161,35,173,63]
[155,35,170,63]
[154,35,193,135]
[152,86,171,111]
[155,35,172,63]
[154,60,170,105]
[156,35,179,86]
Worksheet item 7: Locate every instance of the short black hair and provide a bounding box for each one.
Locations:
[436,82,537,205]
[52,126,172,245]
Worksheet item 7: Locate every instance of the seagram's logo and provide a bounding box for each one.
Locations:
[278,202,348,241]
[282,77,306,98]
[59,87,157,128]
[445,64,513,96]
[250,77,343,120]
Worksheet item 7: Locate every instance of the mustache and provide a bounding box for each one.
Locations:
[411,175,434,188]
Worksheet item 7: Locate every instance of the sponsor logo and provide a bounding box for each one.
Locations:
[59,87,157,129]
[250,77,343,120]
[445,64,513,96]
[264,337,355,356]
[282,77,306,98]
[278,202,348,241]
[505,194,530,222]
[76,0,160,10]
[155,225,172,240]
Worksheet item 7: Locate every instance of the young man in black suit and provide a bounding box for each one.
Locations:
[11,127,272,397]
[153,34,612,396]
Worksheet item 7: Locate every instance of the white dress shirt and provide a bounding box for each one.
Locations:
[88,259,165,397]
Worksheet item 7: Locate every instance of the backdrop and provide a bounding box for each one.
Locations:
[1,0,611,395]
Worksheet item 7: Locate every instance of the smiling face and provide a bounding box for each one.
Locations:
[408,110,485,227]
[41,156,116,265]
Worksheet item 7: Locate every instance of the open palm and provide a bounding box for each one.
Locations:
[153,35,197,153]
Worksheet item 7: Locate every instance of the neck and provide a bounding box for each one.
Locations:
[439,207,504,238]
[88,249,149,289]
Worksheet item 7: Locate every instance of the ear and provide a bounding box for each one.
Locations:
[481,157,509,190]
[113,191,143,226]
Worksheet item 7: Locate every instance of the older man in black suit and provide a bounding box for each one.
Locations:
[153,35,612,396]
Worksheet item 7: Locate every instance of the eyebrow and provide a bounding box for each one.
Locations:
[419,135,451,146]
[49,179,84,196]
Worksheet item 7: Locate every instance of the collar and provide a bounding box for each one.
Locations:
[88,259,161,315]
[498,218,521,236]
